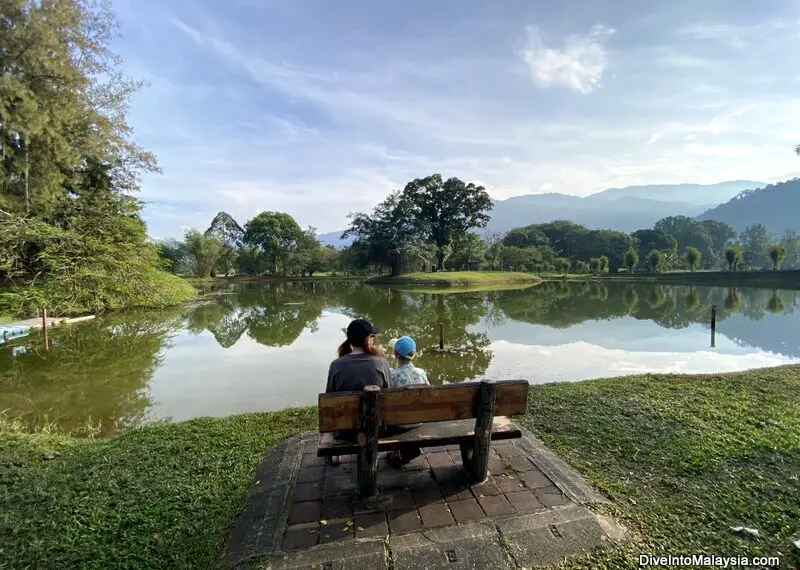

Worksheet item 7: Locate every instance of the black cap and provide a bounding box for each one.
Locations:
[346,319,380,341]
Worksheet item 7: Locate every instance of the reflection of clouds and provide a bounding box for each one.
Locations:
[147,311,351,421]
[483,340,799,384]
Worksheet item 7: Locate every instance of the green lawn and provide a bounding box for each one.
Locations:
[366,271,542,287]
[2,367,799,569]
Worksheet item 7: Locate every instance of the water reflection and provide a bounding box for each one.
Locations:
[1,280,798,434]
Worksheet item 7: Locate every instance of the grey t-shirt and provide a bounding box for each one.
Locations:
[326,351,391,393]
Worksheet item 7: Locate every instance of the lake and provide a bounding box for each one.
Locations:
[1,280,798,435]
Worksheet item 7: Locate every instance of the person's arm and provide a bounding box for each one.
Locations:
[420,369,430,385]
[326,361,336,393]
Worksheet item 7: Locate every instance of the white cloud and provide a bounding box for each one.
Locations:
[646,133,662,145]
[520,24,614,93]
[538,182,554,191]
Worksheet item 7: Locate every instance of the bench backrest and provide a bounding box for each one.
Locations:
[318,379,529,432]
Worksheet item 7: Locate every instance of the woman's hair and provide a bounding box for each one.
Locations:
[338,335,383,358]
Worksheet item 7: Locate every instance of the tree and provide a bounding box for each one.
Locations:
[184,230,224,278]
[768,244,786,271]
[483,231,505,271]
[503,226,549,249]
[599,255,609,273]
[574,260,589,274]
[343,192,427,276]
[401,174,493,270]
[624,247,638,273]
[205,212,244,247]
[724,245,742,271]
[589,258,602,274]
[685,247,701,272]
[648,249,664,273]
[244,211,303,275]
[554,258,571,274]
[0,2,195,314]
[449,232,485,270]
[157,238,187,273]
[739,224,772,269]
[780,230,799,269]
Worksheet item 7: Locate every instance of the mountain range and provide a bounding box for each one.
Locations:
[317,180,764,247]
[696,178,800,235]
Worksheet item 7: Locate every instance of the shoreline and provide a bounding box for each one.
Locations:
[3,365,798,568]
[365,271,543,287]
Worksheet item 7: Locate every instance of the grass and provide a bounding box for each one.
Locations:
[2,367,799,568]
[366,270,542,287]
[601,269,800,290]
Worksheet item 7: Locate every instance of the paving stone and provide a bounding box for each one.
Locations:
[402,455,430,471]
[271,540,385,570]
[391,522,514,570]
[448,450,463,465]
[352,495,388,514]
[300,453,325,468]
[471,479,501,497]
[321,497,353,519]
[293,482,322,502]
[424,446,447,453]
[282,522,319,551]
[411,484,444,506]
[437,480,472,502]
[505,490,545,513]
[340,454,357,463]
[289,501,321,524]
[494,474,526,494]
[494,443,524,458]
[355,511,389,538]
[445,444,461,452]
[478,494,514,517]
[418,503,454,528]
[385,488,415,511]
[520,467,555,489]
[296,465,325,484]
[534,485,571,507]
[387,509,423,534]
[488,456,511,475]
[404,471,437,489]
[448,498,486,524]
[324,474,356,498]
[378,470,420,490]
[318,517,354,544]
[427,451,455,468]
[506,456,536,473]
[431,465,461,484]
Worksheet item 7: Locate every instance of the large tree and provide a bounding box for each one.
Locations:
[0,1,193,314]
[739,224,772,269]
[401,174,493,270]
[244,211,303,275]
[343,191,432,276]
[184,229,224,278]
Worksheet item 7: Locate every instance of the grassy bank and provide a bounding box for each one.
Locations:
[601,269,800,290]
[184,274,368,286]
[366,270,542,287]
[2,367,798,568]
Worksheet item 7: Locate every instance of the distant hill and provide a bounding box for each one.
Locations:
[592,180,762,206]
[317,180,764,248]
[697,178,800,234]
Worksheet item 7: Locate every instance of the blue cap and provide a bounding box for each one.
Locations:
[394,336,416,358]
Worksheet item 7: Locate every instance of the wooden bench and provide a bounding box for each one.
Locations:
[317,379,529,497]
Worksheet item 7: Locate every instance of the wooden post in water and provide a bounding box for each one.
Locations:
[41,308,49,350]
[710,304,717,348]
[439,321,444,350]
[357,385,381,497]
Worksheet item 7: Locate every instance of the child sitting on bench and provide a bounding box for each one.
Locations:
[386,336,429,468]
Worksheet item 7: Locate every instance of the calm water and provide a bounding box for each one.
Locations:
[2,281,799,434]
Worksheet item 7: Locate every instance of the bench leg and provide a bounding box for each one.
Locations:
[464,379,497,484]
[357,386,381,497]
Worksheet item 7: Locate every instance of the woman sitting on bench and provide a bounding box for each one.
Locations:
[325,319,390,465]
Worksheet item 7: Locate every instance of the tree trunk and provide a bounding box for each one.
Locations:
[24,149,30,214]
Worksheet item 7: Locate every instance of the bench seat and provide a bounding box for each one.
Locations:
[317,416,521,456]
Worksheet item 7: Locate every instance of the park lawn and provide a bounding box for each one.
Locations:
[2,367,799,569]
[367,270,542,287]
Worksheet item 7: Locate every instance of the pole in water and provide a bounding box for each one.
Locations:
[41,307,49,351]
[710,304,717,348]
[439,321,444,350]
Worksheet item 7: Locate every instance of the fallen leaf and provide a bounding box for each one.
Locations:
[357,526,365,531]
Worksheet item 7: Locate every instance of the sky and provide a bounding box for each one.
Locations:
[110,0,800,239]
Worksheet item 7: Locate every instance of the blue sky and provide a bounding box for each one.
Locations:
[111,0,800,239]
